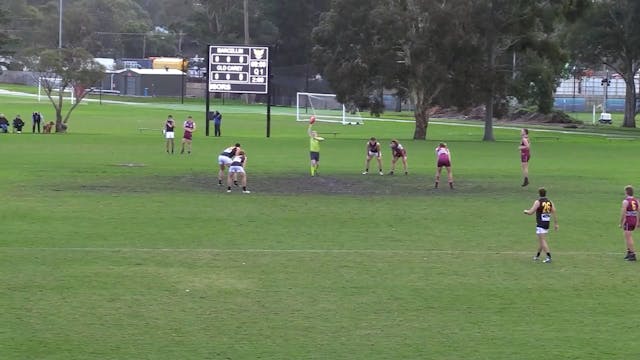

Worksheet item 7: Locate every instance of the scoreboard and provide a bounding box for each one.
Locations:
[208,45,269,94]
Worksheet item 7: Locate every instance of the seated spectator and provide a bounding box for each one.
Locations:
[43,121,55,134]
[0,114,8,133]
[12,115,25,133]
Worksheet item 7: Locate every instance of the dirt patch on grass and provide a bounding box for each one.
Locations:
[56,172,515,197]
[68,173,505,197]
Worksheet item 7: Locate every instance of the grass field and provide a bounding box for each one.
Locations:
[2,88,640,359]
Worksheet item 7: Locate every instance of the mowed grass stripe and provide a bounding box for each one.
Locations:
[0,247,627,256]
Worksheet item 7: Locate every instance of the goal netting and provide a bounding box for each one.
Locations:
[296,92,363,125]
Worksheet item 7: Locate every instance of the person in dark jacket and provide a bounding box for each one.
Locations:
[213,111,222,137]
[32,111,43,133]
[0,114,9,133]
[12,115,25,133]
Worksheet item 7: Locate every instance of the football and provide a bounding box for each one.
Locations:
[309,115,316,124]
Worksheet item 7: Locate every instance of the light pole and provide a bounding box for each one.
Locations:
[601,69,611,113]
[58,0,63,48]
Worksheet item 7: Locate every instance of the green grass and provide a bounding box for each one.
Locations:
[2,88,640,359]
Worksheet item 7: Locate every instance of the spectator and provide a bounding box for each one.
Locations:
[32,111,43,133]
[213,110,222,137]
[0,114,9,133]
[12,115,24,133]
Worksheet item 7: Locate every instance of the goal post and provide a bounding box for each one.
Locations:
[296,92,363,125]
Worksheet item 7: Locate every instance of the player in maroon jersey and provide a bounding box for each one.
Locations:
[435,143,454,189]
[362,137,383,175]
[620,185,639,261]
[388,139,408,175]
[519,128,530,186]
[180,116,196,154]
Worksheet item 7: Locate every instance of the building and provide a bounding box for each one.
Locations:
[101,68,186,97]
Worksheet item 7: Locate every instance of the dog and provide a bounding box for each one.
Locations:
[43,121,54,133]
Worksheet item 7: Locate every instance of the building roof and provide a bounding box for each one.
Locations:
[108,68,185,75]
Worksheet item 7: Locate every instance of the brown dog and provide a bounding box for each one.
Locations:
[43,121,54,133]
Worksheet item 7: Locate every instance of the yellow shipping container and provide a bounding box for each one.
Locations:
[152,57,188,71]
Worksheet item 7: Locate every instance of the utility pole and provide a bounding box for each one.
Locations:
[244,0,249,45]
[58,0,63,48]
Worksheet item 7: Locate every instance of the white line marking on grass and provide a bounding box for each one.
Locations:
[0,247,621,256]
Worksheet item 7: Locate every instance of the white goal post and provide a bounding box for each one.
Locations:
[296,92,363,125]
[38,77,76,104]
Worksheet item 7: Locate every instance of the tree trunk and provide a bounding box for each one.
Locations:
[55,107,64,133]
[410,86,429,140]
[483,95,495,141]
[413,106,429,140]
[623,75,637,128]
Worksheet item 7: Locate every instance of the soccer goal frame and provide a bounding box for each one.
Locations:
[296,92,363,125]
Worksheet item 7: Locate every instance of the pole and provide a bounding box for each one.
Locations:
[244,0,249,45]
[266,46,272,138]
[572,66,576,112]
[205,47,211,136]
[603,68,609,113]
[181,59,185,105]
[58,0,63,48]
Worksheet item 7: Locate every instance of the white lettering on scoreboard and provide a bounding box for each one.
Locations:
[208,45,269,94]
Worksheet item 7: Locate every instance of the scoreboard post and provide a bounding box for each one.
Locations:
[205,45,271,137]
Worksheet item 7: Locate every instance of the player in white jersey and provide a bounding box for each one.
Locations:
[217,143,241,186]
[227,151,250,193]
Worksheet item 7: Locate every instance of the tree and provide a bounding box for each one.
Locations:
[31,48,104,132]
[0,7,16,60]
[567,0,640,127]
[462,0,576,141]
[262,0,330,66]
[313,0,469,140]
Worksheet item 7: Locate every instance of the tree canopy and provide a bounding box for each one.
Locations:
[31,48,104,132]
[567,0,640,127]
[312,0,576,140]
[2,0,638,133]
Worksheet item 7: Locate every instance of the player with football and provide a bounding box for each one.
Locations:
[307,116,324,176]
[363,137,383,175]
[388,139,408,175]
[217,143,242,186]
[523,187,558,263]
[435,142,454,189]
[620,185,639,261]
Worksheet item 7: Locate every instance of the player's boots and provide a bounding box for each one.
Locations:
[522,177,529,187]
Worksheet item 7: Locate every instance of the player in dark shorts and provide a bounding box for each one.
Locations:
[180,115,196,154]
[388,139,408,175]
[435,143,453,189]
[519,128,530,186]
[620,185,639,261]
[363,137,383,175]
[164,115,175,154]
[523,187,558,263]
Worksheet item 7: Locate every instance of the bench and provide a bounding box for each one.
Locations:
[598,113,612,124]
